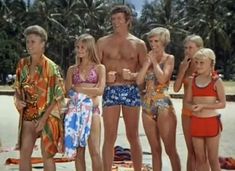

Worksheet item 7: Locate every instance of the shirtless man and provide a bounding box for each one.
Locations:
[97,5,147,171]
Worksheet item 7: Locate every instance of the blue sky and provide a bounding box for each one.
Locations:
[126,0,154,16]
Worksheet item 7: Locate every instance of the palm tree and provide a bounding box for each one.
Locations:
[185,0,235,79]
[138,0,189,70]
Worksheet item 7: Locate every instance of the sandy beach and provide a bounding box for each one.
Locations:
[0,95,235,171]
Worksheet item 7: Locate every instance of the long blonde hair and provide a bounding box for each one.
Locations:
[75,34,100,65]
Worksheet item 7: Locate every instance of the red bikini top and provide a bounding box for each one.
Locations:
[192,76,218,97]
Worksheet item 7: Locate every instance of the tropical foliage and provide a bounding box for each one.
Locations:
[0,0,234,83]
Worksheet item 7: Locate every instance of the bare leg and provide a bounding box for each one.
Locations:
[158,110,181,171]
[207,133,221,171]
[192,138,209,171]
[19,121,37,171]
[88,114,103,171]
[182,115,196,171]
[142,113,162,171]
[102,106,120,171]
[41,138,56,171]
[122,106,142,171]
[75,147,86,171]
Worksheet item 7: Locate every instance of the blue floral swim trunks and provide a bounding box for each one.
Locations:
[102,84,141,107]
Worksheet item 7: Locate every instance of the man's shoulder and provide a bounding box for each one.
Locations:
[128,34,145,45]
[97,34,113,43]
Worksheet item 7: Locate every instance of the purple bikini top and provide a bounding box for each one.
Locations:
[72,65,98,85]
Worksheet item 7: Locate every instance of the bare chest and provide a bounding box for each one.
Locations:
[103,40,138,61]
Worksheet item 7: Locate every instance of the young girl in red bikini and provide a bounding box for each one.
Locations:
[185,48,226,171]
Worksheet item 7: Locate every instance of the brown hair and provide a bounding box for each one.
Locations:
[111,5,132,26]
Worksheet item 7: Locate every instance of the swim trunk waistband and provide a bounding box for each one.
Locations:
[102,84,141,107]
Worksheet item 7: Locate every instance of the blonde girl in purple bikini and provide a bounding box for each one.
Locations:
[137,27,181,171]
[65,33,106,171]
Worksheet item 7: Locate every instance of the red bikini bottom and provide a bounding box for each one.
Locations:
[191,115,222,137]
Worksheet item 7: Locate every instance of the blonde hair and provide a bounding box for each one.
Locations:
[147,27,170,47]
[24,25,47,42]
[75,34,100,65]
[184,35,204,48]
[193,48,216,68]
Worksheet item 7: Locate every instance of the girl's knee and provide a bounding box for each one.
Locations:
[151,147,161,156]
[166,149,178,159]
[208,157,219,166]
[89,146,100,157]
[75,153,85,162]
[196,154,207,165]
[164,144,177,157]
[90,151,101,160]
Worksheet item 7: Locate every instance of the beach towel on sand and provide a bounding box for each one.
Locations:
[5,146,153,170]
[219,156,235,170]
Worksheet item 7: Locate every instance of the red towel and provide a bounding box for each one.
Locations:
[5,157,73,165]
[219,157,235,170]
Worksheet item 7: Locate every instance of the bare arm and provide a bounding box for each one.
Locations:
[74,64,106,96]
[214,78,226,108]
[152,55,175,84]
[131,40,148,80]
[65,66,74,95]
[137,40,148,70]
[174,56,191,92]
[122,40,148,81]
[173,63,187,92]
[185,77,193,110]
[136,58,151,85]
[96,38,104,62]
